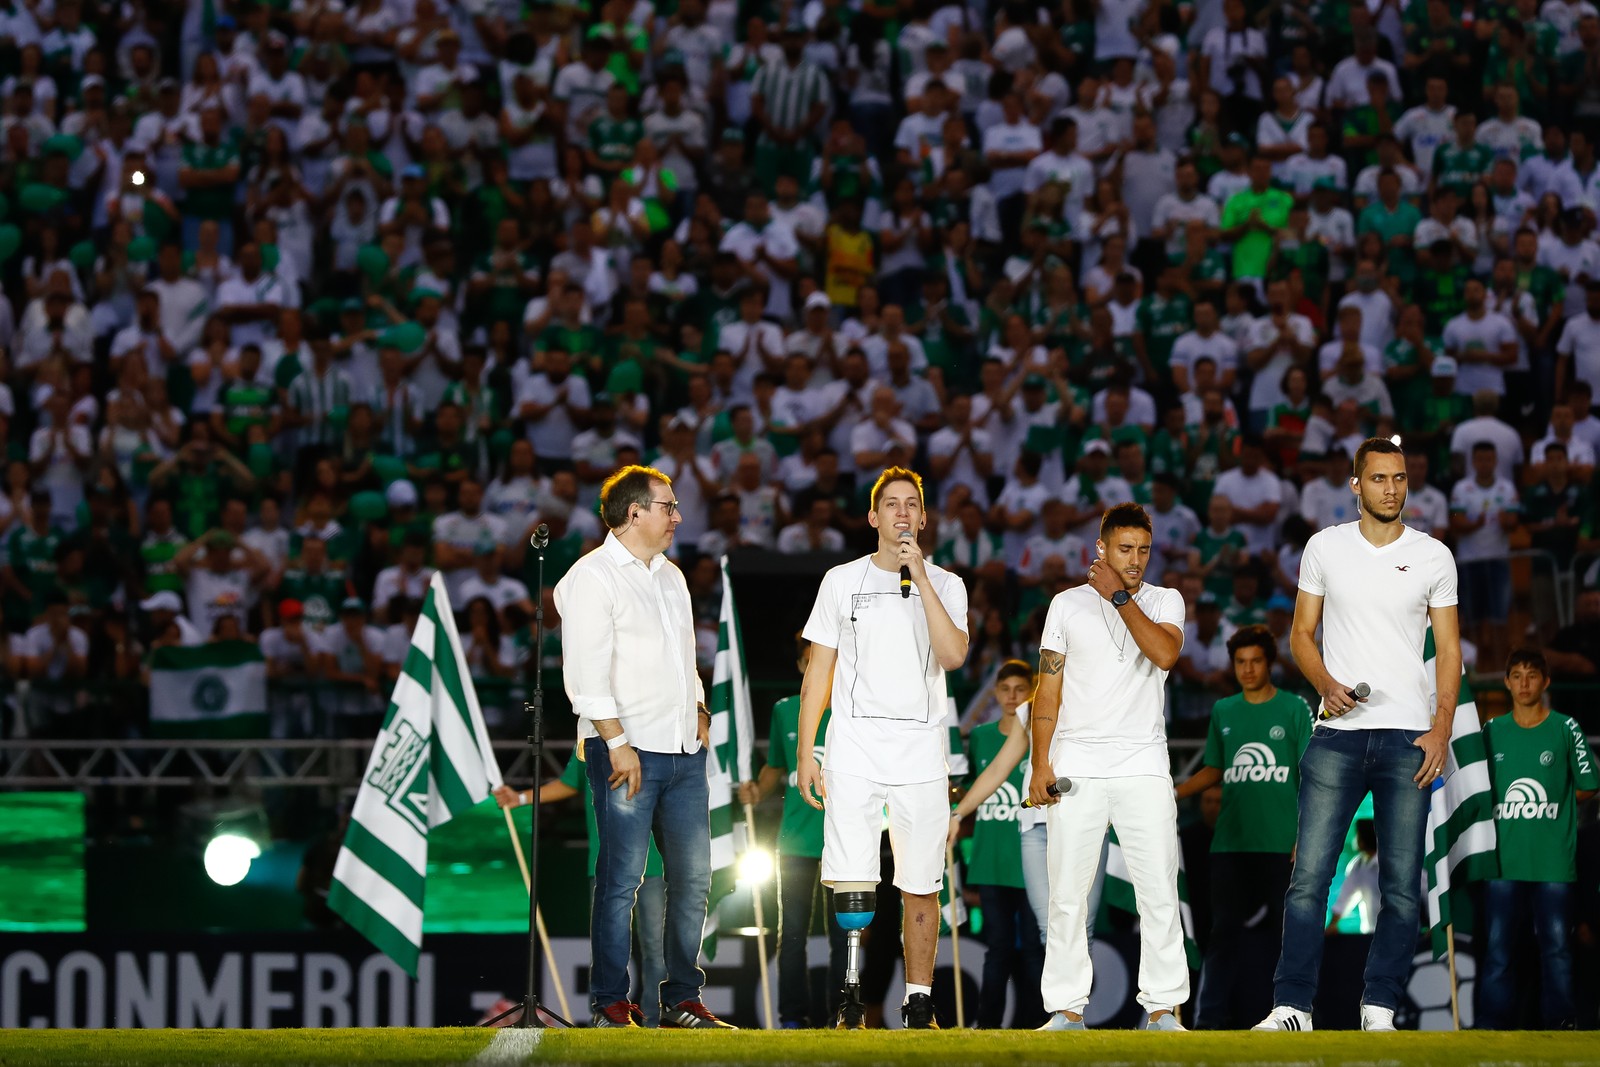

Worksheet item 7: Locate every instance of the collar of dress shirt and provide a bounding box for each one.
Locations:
[602,529,665,573]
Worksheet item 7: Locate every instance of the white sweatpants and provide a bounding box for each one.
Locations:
[1041,775,1190,1015]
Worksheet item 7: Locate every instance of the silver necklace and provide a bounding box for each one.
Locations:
[1097,593,1132,662]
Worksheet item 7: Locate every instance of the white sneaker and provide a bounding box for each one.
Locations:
[1145,1012,1187,1031]
[1360,1005,1396,1031]
[1252,1006,1313,1031]
[1036,1012,1087,1031]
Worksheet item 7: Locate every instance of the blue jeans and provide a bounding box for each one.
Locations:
[975,883,1046,1028]
[1478,879,1575,1029]
[586,739,710,1015]
[1274,726,1430,1012]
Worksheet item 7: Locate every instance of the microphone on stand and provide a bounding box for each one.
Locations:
[899,529,913,598]
[530,523,550,549]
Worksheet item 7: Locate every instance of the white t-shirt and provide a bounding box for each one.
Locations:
[1557,313,1600,395]
[802,556,969,785]
[1449,415,1524,484]
[1212,467,1283,552]
[1297,522,1458,731]
[1039,582,1186,778]
[1449,476,1520,563]
[1442,311,1517,395]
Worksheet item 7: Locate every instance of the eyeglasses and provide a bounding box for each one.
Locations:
[642,499,681,516]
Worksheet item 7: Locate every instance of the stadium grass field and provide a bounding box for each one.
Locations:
[1,1028,1599,1066]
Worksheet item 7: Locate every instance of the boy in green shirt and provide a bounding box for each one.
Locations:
[496,750,667,1027]
[739,636,846,1028]
[1479,649,1597,1029]
[1177,625,1312,1029]
[947,660,1045,1029]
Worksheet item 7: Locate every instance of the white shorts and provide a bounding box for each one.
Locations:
[820,770,948,896]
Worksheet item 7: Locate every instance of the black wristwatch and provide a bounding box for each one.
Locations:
[1110,589,1131,608]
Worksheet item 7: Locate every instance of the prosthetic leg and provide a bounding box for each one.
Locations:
[834,882,875,1029]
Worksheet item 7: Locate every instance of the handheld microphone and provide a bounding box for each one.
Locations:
[529,523,550,550]
[1318,681,1370,722]
[1021,776,1073,809]
[898,529,913,598]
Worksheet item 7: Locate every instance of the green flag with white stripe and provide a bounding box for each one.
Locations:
[328,572,503,977]
[148,641,268,738]
[1103,829,1202,970]
[1422,627,1497,959]
[703,556,755,959]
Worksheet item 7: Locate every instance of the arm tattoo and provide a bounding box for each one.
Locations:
[1039,650,1064,676]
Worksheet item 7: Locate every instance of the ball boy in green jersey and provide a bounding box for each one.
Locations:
[1176,625,1312,1029]
[1479,649,1597,1029]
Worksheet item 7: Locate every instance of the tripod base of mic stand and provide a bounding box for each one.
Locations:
[480,995,572,1029]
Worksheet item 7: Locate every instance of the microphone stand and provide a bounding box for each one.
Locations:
[482,525,570,1029]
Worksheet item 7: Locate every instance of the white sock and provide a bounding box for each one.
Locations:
[904,984,932,1003]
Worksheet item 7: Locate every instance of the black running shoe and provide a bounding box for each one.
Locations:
[901,993,940,1030]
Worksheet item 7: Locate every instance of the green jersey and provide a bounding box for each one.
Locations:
[765,695,828,859]
[7,524,61,611]
[279,564,348,630]
[180,139,241,220]
[1432,142,1496,200]
[140,529,187,594]
[964,720,1025,888]
[1484,711,1598,883]
[1220,187,1293,279]
[1203,689,1313,854]
[1136,292,1194,373]
[220,377,275,439]
[588,115,643,166]
[559,748,663,878]
[1357,199,1424,284]
[1195,526,1247,599]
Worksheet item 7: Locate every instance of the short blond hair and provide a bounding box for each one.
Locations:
[870,466,925,512]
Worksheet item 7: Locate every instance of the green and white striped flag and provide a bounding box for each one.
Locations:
[703,556,755,959]
[944,674,969,776]
[328,572,502,977]
[149,641,268,738]
[1422,628,1498,959]
[1103,829,1202,970]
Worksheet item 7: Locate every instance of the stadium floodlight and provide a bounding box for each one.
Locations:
[737,847,774,887]
[203,833,262,886]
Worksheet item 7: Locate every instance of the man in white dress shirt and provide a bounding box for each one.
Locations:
[553,465,736,1031]
[1030,503,1191,1032]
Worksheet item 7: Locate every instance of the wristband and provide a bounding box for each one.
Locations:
[605,733,630,751]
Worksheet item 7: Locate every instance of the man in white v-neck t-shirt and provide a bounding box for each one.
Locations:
[795,467,970,1030]
[1255,438,1460,1034]
[1030,503,1191,1031]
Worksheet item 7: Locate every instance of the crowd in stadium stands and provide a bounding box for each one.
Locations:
[10,0,1600,747]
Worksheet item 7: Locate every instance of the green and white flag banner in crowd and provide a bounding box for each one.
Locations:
[704,555,756,960]
[148,641,268,738]
[1104,829,1203,971]
[1422,627,1498,960]
[328,572,503,977]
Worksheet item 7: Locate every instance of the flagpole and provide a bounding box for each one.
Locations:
[1446,922,1460,1031]
[502,806,574,1023]
[946,843,965,1029]
[743,801,776,1030]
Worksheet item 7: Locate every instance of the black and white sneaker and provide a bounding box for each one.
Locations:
[659,1000,738,1029]
[901,993,940,1030]
[1253,1006,1313,1031]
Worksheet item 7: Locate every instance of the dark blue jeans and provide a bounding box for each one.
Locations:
[586,739,710,1015]
[1274,726,1430,1013]
[976,883,1046,1029]
[776,853,848,1027]
[1478,879,1576,1029]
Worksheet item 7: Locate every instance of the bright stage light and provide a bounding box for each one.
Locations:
[737,847,774,886]
[204,833,261,886]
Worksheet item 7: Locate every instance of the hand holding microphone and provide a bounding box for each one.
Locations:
[1022,776,1072,809]
[898,529,915,598]
[1318,681,1370,721]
